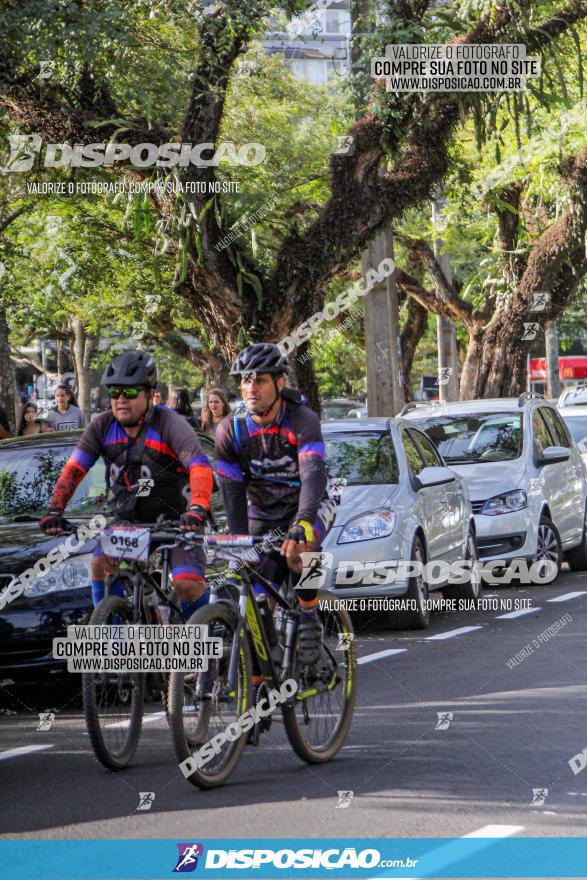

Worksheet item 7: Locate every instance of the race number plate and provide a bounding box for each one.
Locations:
[101,527,151,562]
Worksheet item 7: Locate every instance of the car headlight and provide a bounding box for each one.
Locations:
[481,490,527,516]
[337,509,396,544]
[23,555,93,598]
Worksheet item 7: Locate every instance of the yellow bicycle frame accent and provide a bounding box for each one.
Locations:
[245,595,269,661]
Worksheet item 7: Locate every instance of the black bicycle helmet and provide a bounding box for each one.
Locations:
[230,343,288,377]
[101,350,158,388]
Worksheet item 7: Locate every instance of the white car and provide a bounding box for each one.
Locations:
[558,385,587,408]
[403,395,587,581]
[559,405,587,469]
[320,418,478,629]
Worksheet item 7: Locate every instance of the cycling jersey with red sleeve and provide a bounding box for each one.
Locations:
[214,390,328,535]
[49,405,213,521]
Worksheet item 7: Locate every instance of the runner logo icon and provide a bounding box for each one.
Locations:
[173,843,204,872]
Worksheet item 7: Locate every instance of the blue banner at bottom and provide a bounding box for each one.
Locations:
[1,837,587,879]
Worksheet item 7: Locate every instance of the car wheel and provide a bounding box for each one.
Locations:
[534,515,562,583]
[387,535,430,630]
[442,527,481,603]
[565,502,587,572]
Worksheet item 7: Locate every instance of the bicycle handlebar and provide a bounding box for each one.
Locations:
[150,528,281,549]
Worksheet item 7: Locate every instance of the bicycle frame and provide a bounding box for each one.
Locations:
[216,569,298,700]
[103,547,185,625]
[100,525,301,707]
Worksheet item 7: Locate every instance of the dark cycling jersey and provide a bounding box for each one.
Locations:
[215,389,328,535]
[49,405,213,521]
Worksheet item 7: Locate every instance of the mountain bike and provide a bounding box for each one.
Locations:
[81,519,193,771]
[166,532,357,789]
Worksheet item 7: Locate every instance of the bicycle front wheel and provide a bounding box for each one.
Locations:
[282,593,356,763]
[82,595,145,771]
[168,602,252,789]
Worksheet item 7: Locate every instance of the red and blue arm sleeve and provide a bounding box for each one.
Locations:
[50,446,97,513]
[294,409,328,526]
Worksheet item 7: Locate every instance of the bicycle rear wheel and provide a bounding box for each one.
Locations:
[82,596,145,770]
[168,602,252,788]
[282,593,356,763]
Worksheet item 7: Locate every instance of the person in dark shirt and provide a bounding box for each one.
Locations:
[40,351,214,620]
[215,343,336,666]
[0,403,10,439]
[169,386,199,431]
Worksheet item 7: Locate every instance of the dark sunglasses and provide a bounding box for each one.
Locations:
[105,386,145,400]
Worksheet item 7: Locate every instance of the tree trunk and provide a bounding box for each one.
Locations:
[56,338,65,380]
[459,326,484,399]
[69,319,96,418]
[0,304,18,429]
[201,352,230,390]
[472,314,530,398]
[289,343,321,415]
[400,298,428,402]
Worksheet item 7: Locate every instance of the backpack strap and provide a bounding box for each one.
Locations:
[124,406,155,482]
[103,413,117,493]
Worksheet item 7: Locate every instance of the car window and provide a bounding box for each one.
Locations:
[532,409,554,456]
[401,431,426,476]
[0,444,106,518]
[322,404,356,420]
[0,432,223,522]
[325,433,400,485]
[412,412,523,463]
[540,408,571,448]
[561,414,587,443]
[410,429,443,467]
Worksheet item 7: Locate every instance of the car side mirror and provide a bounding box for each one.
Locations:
[539,445,570,466]
[414,466,456,489]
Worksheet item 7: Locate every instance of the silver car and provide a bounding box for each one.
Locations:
[320,418,478,628]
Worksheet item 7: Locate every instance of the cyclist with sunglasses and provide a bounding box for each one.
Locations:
[39,350,214,619]
[216,343,336,667]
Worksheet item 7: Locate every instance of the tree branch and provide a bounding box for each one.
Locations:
[0,204,29,234]
[490,181,525,287]
[396,237,474,325]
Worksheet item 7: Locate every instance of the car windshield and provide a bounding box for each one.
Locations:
[413,412,523,463]
[322,404,357,420]
[0,443,106,521]
[325,433,400,484]
[561,414,587,443]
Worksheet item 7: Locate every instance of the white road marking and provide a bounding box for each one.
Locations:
[358,649,407,665]
[370,824,524,879]
[547,591,587,603]
[425,626,483,641]
[496,607,541,620]
[0,744,54,761]
[105,710,166,730]
[463,824,525,838]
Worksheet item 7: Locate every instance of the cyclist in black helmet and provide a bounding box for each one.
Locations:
[40,350,214,620]
[215,342,336,666]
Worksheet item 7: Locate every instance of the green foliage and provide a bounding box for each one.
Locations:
[0,451,67,516]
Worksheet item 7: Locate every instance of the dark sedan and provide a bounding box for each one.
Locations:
[0,430,222,680]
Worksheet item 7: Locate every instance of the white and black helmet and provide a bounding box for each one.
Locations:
[101,350,158,388]
[230,343,288,377]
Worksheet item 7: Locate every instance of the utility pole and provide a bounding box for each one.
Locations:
[362,228,404,416]
[431,193,460,402]
[545,322,560,400]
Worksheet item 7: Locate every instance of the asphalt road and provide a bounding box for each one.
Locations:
[1,570,586,846]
